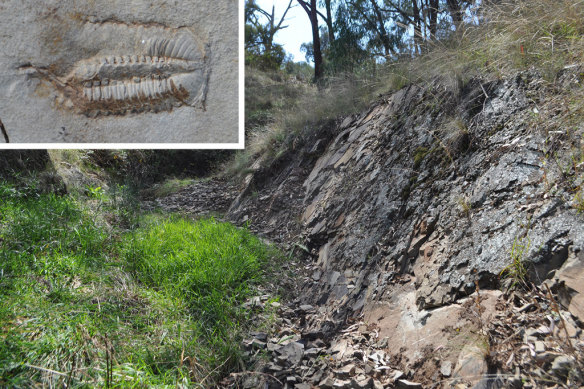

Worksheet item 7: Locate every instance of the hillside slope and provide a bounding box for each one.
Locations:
[226,66,584,387]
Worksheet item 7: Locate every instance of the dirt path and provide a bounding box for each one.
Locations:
[141,178,239,217]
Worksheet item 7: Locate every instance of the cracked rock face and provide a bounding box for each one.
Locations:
[227,68,584,385]
[237,71,584,314]
[0,0,238,143]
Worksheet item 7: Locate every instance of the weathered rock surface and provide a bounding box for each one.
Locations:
[226,67,584,387]
[0,0,238,143]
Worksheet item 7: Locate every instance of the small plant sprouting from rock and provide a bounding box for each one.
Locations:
[500,236,531,287]
[574,190,584,213]
[457,196,472,216]
[413,146,430,169]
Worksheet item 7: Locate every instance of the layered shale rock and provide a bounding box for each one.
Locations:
[228,68,584,387]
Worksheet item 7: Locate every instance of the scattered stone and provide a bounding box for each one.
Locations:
[251,331,268,342]
[396,379,423,389]
[353,376,374,389]
[332,379,353,389]
[298,304,315,313]
[318,376,336,389]
[295,384,311,389]
[372,379,384,389]
[311,370,324,383]
[534,341,545,353]
[440,360,452,377]
[452,344,488,386]
[267,342,280,352]
[250,339,266,350]
[266,363,283,372]
[304,348,322,358]
[551,355,575,378]
[276,341,304,366]
[335,364,356,378]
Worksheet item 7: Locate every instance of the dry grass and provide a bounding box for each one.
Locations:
[233,0,584,180]
[390,0,584,87]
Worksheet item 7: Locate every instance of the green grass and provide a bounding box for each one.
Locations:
[499,236,531,287]
[0,181,279,387]
[141,177,196,199]
[121,215,275,338]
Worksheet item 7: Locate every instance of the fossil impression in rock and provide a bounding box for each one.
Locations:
[36,28,209,117]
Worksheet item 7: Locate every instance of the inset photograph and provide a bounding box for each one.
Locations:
[0,0,240,145]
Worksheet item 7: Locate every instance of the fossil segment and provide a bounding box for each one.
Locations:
[39,25,209,117]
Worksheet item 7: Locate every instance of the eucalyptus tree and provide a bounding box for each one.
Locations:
[245,0,294,70]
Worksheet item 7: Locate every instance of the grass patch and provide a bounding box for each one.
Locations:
[121,215,275,339]
[0,181,279,387]
[141,177,196,199]
[228,70,379,180]
[500,236,531,287]
[413,147,430,169]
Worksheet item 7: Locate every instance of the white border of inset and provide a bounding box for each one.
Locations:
[0,0,245,150]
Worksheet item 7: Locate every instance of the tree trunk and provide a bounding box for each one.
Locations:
[325,0,335,43]
[412,0,422,54]
[370,0,394,57]
[447,0,463,27]
[428,0,438,39]
[310,0,324,80]
[298,0,323,80]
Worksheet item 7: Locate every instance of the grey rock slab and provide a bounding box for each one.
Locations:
[551,355,575,377]
[335,363,356,378]
[0,0,238,143]
[251,331,268,342]
[534,341,545,353]
[353,377,374,389]
[452,343,488,387]
[332,379,353,389]
[298,304,315,313]
[319,376,336,389]
[266,363,283,372]
[440,360,452,377]
[276,341,305,366]
[267,342,280,352]
[304,347,323,358]
[250,339,266,350]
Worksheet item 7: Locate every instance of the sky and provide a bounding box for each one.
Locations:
[255,0,320,63]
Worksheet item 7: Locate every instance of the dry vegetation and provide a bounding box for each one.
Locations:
[234,0,584,179]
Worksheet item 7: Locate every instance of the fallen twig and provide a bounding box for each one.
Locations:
[0,118,8,143]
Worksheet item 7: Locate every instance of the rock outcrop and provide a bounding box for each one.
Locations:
[227,67,584,387]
